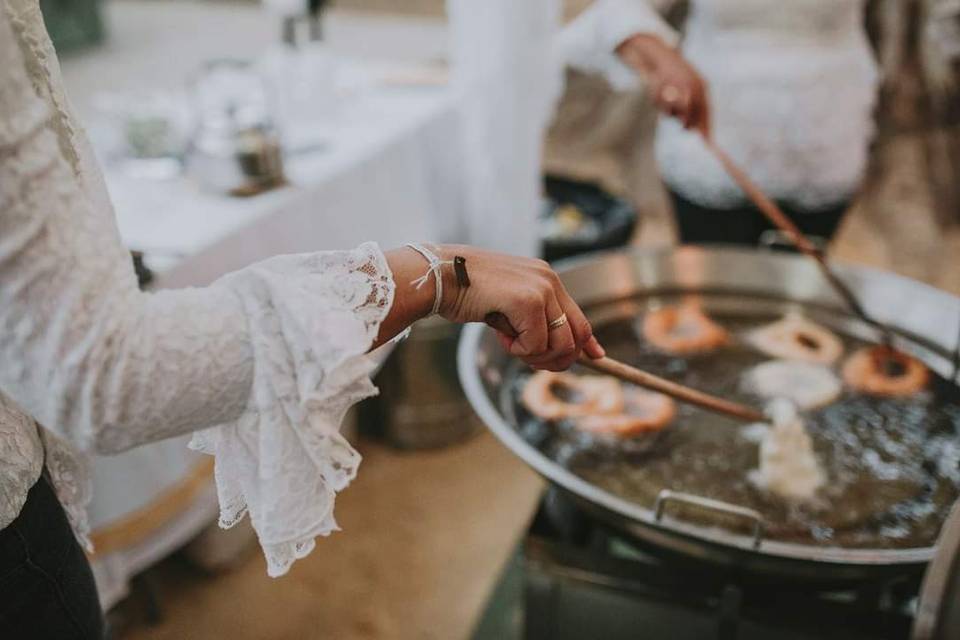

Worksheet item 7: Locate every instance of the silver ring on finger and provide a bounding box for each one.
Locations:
[548,313,568,330]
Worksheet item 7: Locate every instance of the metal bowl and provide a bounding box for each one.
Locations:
[458,246,960,583]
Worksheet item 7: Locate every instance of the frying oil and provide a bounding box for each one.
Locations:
[503,296,960,549]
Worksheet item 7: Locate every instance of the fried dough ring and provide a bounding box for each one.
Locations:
[745,314,843,365]
[842,346,930,397]
[741,359,843,410]
[521,371,624,421]
[575,388,676,437]
[642,301,729,355]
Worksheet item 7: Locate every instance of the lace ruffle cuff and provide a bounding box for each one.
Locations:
[189,242,395,577]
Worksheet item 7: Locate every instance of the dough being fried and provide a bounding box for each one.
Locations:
[741,359,842,410]
[576,387,676,437]
[842,346,929,397]
[641,301,729,355]
[521,371,624,420]
[750,400,825,502]
[745,313,843,365]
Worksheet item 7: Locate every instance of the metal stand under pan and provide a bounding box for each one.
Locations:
[474,489,919,640]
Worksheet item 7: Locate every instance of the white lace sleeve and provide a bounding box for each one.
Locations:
[189,247,393,576]
[559,0,679,91]
[0,5,394,576]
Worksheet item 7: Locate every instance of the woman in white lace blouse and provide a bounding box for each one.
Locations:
[563,0,879,245]
[0,2,607,636]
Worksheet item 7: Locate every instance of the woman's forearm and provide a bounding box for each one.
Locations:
[373,246,441,348]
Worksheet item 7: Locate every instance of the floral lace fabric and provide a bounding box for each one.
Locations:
[0,0,394,576]
[188,247,393,576]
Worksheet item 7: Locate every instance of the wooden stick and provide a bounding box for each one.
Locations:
[577,354,765,424]
[703,137,893,345]
[489,311,762,422]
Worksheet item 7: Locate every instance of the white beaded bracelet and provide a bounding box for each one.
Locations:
[406,242,453,317]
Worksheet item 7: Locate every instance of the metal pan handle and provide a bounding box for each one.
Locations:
[654,489,766,549]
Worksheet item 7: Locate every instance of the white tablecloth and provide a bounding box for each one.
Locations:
[61,1,460,608]
[115,85,463,288]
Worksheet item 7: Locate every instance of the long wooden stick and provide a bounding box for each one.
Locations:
[577,354,765,424]
[703,137,893,345]
[486,311,765,423]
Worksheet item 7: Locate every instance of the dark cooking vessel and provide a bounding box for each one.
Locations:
[458,246,960,585]
[540,176,637,262]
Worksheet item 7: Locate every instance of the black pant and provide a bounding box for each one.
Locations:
[670,190,849,247]
[0,476,105,639]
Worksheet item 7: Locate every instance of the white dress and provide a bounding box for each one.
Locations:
[0,0,394,578]
[446,0,563,258]
[561,0,880,211]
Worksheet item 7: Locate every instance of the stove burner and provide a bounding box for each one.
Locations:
[475,490,920,640]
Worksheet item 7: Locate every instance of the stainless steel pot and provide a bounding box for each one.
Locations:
[458,246,960,584]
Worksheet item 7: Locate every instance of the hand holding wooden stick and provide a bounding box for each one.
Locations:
[486,311,765,424]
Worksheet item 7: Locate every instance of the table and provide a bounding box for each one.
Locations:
[110,79,463,288]
[61,0,458,608]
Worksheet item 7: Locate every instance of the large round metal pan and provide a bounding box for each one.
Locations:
[458,246,960,583]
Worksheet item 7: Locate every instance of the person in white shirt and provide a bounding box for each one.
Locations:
[562,0,879,246]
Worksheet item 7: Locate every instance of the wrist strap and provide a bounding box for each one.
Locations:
[406,243,452,316]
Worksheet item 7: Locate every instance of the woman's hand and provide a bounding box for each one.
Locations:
[616,34,711,137]
[380,245,605,371]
